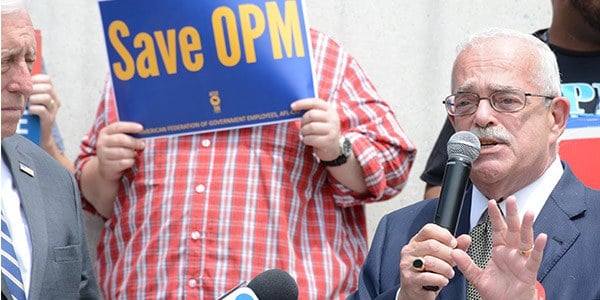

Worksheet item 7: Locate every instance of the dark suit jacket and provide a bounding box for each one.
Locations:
[349,163,600,299]
[1,135,99,299]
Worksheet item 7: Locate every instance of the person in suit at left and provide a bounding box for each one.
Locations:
[1,0,100,299]
[349,27,600,299]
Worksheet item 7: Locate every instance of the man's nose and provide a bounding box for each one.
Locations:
[472,98,498,128]
[5,60,33,96]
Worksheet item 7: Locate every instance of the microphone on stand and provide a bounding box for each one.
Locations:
[218,269,299,300]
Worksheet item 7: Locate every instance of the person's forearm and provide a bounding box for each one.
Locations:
[41,140,75,173]
[39,133,75,173]
[54,153,75,173]
[326,154,368,194]
[80,157,119,218]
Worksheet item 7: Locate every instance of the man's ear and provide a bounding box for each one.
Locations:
[548,96,570,143]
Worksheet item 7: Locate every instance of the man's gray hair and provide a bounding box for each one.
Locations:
[1,0,25,14]
[456,27,562,99]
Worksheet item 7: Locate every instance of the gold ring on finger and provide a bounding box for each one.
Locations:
[519,246,534,257]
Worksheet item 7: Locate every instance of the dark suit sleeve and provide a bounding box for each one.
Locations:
[349,200,446,299]
[349,214,400,299]
[70,173,100,299]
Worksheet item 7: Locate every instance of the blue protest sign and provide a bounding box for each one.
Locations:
[17,110,41,145]
[99,0,315,138]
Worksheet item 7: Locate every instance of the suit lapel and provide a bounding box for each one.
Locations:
[533,165,585,281]
[1,137,48,300]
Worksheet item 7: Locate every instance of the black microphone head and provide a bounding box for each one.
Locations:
[447,131,481,163]
[247,269,299,300]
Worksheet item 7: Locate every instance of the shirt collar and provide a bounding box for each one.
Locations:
[470,157,563,229]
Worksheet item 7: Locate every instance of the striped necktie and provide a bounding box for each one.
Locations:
[1,211,27,300]
[466,209,492,300]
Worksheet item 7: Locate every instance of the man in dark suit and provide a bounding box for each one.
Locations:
[350,27,600,299]
[1,1,99,299]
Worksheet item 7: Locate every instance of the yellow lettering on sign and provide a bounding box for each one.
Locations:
[212,7,242,67]
[266,1,304,60]
[106,20,204,80]
[108,20,135,80]
[154,29,178,74]
[134,33,160,78]
[238,4,265,63]
[179,26,204,71]
[107,2,306,75]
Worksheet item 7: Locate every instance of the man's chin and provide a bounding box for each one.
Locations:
[1,123,19,139]
[472,159,506,182]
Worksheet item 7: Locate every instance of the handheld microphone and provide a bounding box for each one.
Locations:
[424,131,480,292]
[434,131,481,235]
[218,269,299,300]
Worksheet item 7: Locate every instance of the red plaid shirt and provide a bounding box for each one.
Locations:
[76,29,416,299]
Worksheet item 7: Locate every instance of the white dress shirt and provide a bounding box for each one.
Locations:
[470,157,564,229]
[2,158,32,298]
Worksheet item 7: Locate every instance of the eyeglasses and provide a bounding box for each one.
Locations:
[443,90,554,116]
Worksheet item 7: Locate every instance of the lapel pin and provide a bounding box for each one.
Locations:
[19,163,35,177]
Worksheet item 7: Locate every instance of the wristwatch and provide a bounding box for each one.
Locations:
[320,136,352,167]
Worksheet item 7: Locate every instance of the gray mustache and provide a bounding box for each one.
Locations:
[470,127,510,144]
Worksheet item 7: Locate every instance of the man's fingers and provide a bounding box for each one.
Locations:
[488,199,507,247]
[519,211,535,253]
[451,248,482,285]
[290,98,328,111]
[99,122,146,151]
[31,73,51,84]
[31,82,52,94]
[102,122,144,135]
[456,234,472,252]
[28,93,52,106]
[525,233,547,273]
[102,146,139,160]
[412,271,451,290]
[412,224,458,247]
[504,197,521,248]
[417,255,456,279]
[300,109,330,127]
[102,135,145,152]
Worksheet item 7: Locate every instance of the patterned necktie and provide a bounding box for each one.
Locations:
[1,211,27,300]
[466,209,492,300]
